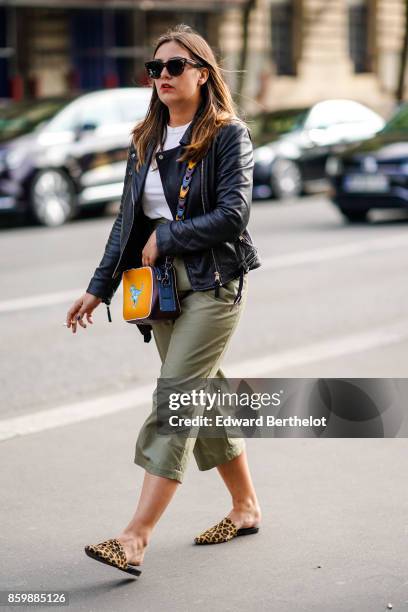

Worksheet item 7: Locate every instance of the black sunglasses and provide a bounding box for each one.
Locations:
[145,56,204,79]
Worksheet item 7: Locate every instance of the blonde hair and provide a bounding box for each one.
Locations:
[131,24,246,171]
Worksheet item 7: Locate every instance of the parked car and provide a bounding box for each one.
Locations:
[0,87,152,226]
[250,99,385,200]
[326,102,408,222]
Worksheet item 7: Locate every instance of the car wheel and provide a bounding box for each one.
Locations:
[29,169,77,227]
[271,158,302,200]
[339,208,369,223]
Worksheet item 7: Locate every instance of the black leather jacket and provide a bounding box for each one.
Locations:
[86,117,261,342]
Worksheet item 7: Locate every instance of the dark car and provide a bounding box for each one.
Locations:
[0,87,152,226]
[326,102,408,222]
[250,99,384,200]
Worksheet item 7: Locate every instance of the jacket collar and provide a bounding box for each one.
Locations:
[129,117,189,209]
[179,120,194,146]
[132,117,193,162]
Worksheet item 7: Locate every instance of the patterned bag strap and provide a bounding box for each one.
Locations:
[176,160,197,221]
[163,160,198,276]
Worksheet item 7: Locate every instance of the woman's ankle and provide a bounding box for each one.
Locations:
[227,500,262,529]
[232,496,260,515]
[121,525,152,547]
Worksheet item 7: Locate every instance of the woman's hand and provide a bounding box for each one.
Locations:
[142,230,160,266]
[65,292,102,334]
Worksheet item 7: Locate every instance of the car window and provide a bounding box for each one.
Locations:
[381,103,408,133]
[0,99,68,142]
[248,108,309,146]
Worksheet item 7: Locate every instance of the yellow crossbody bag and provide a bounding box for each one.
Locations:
[122,160,197,324]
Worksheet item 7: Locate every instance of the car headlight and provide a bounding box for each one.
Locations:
[325,156,343,176]
[5,148,26,170]
[253,146,275,165]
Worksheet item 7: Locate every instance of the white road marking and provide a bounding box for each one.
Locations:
[0,287,122,314]
[0,384,154,443]
[1,321,407,442]
[1,233,408,314]
[0,290,84,313]
[227,322,408,377]
[260,233,408,270]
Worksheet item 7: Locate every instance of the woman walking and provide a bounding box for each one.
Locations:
[66,24,262,576]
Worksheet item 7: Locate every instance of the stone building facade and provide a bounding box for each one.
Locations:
[0,1,239,100]
[223,0,407,116]
[0,0,406,116]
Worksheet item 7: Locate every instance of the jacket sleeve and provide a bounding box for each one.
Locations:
[155,121,253,256]
[85,146,132,303]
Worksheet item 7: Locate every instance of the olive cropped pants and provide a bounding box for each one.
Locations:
[134,217,248,483]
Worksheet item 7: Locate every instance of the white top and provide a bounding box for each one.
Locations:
[142,120,192,220]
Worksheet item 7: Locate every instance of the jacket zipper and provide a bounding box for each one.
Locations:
[201,158,222,297]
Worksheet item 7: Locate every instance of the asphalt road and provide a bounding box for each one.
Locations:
[1,195,407,611]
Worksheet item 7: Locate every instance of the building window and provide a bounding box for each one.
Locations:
[69,8,136,90]
[0,7,11,97]
[348,0,372,73]
[270,0,296,76]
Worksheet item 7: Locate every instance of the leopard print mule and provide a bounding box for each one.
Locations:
[194,516,259,545]
[84,538,142,576]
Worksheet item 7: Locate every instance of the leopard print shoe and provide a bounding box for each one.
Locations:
[84,538,141,576]
[194,516,259,545]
